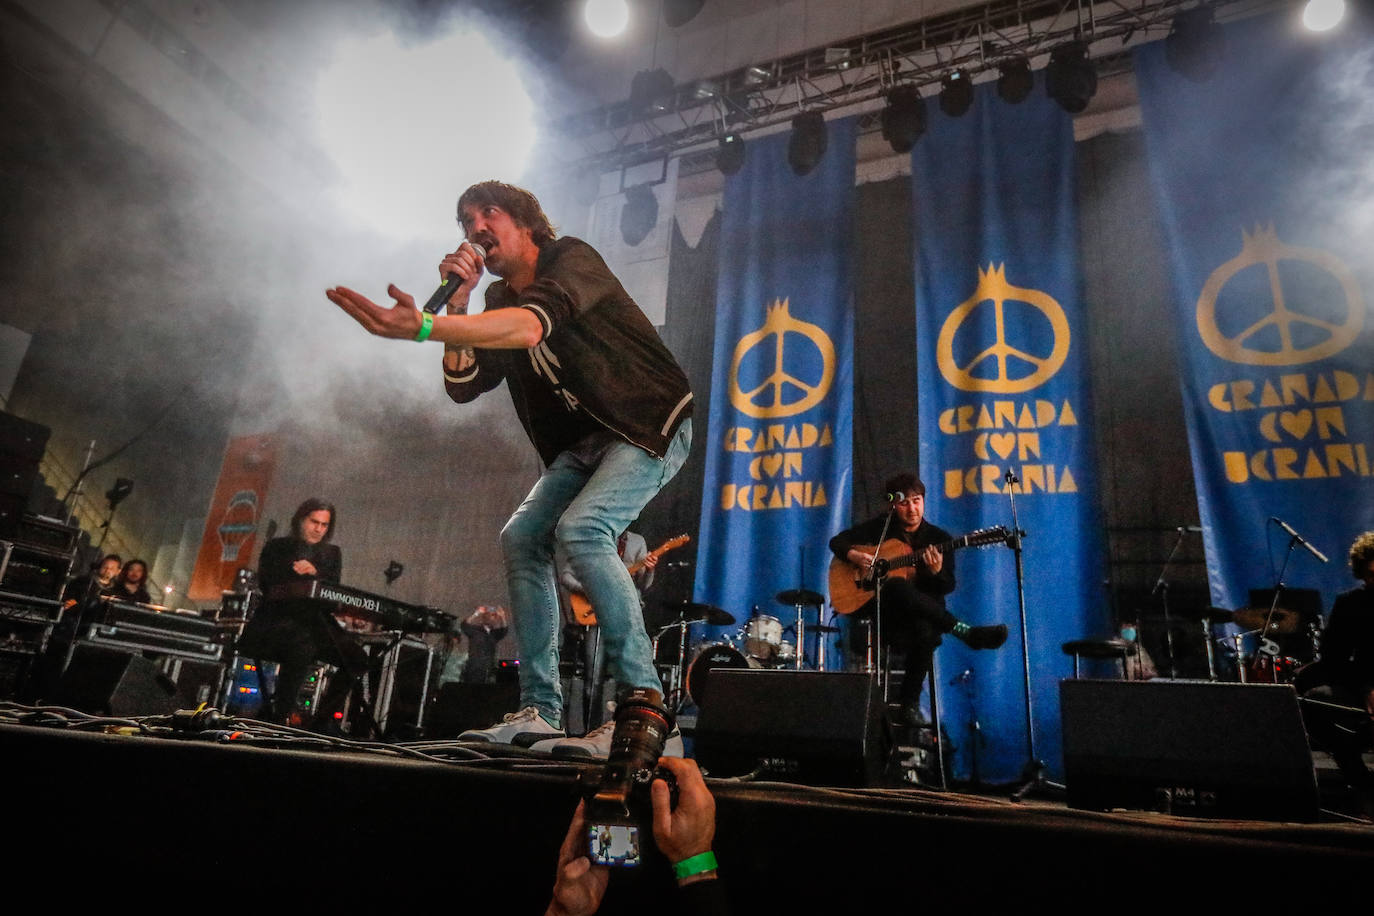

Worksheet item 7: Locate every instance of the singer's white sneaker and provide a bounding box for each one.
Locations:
[458,706,563,747]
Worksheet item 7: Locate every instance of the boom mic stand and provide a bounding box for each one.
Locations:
[1151,528,1187,679]
[1001,470,1057,802]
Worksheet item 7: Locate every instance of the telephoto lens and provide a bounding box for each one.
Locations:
[582,687,678,867]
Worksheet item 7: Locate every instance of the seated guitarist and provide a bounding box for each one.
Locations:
[829,472,1007,726]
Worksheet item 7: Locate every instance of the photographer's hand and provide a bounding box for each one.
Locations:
[546,801,610,916]
[651,757,717,885]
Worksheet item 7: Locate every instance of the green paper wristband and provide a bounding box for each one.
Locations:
[414,311,434,342]
[672,851,718,880]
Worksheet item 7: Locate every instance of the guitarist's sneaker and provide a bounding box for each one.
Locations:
[458,706,563,746]
[531,719,685,760]
[956,624,1008,650]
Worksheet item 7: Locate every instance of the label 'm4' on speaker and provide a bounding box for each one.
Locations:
[1060,679,1319,822]
[695,670,890,786]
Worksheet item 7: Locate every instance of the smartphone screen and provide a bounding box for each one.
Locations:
[586,823,641,867]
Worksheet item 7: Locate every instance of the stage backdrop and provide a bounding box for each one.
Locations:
[188,433,277,601]
[1136,13,1374,612]
[912,74,1106,783]
[694,119,855,662]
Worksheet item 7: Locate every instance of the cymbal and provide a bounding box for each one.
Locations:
[670,602,737,626]
[776,588,825,607]
[1170,605,1236,624]
[810,624,840,634]
[1232,606,1299,634]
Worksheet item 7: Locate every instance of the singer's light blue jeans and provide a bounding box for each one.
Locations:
[500,420,691,727]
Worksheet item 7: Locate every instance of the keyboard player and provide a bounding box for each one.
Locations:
[237,497,367,729]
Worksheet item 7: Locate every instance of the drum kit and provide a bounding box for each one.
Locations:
[1165,602,1319,684]
[651,587,838,709]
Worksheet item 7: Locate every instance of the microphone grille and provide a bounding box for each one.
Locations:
[469,241,487,259]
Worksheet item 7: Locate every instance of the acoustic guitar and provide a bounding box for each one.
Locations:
[828,526,1010,616]
[569,534,690,626]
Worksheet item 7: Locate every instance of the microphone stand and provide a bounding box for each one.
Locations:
[865,504,899,699]
[1003,470,1056,802]
[1151,528,1187,679]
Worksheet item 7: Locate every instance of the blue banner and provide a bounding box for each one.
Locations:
[694,119,856,662]
[912,76,1105,782]
[1137,15,1374,613]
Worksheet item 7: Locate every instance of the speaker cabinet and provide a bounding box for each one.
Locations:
[1060,679,1319,822]
[54,645,178,716]
[694,670,890,786]
[426,681,521,738]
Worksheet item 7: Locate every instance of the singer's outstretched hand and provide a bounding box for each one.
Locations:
[327,284,423,340]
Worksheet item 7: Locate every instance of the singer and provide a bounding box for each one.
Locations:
[829,472,1007,726]
[237,497,367,728]
[326,181,692,755]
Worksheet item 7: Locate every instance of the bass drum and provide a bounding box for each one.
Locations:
[686,643,759,707]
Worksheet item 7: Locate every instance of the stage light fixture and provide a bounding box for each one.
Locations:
[743,65,771,86]
[717,133,745,175]
[105,478,134,510]
[1303,0,1345,32]
[620,184,659,246]
[663,0,705,28]
[1045,43,1097,113]
[880,84,926,153]
[585,0,629,38]
[629,67,675,114]
[996,57,1033,103]
[787,111,828,176]
[939,70,974,117]
[1165,7,1227,82]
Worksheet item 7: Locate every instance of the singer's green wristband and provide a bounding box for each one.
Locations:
[414,311,435,342]
[672,851,718,879]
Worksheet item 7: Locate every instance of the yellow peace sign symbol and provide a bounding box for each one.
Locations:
[1197,226,1364,366]
[936,264,1070,394]
[729,299,836,419]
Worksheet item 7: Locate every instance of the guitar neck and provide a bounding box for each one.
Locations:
[884,536,962,572]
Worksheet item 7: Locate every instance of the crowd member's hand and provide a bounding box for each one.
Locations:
[651,757,716,882]
[546,801,609,916]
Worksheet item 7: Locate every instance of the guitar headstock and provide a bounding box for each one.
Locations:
[966,525,1011,548]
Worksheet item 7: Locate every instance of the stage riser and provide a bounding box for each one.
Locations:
[2,722,1367,908]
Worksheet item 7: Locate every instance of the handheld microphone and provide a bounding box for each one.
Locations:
[422,242,486,314]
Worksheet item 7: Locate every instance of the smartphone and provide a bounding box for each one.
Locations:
[586,823,642,867]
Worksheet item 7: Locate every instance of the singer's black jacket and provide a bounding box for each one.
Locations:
[443,236,693,466]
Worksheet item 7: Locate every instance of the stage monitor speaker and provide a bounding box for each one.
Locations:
[694,670,890,787]
[1061,679,1319,822]
[427,681,520,738]
[54,645,178,717]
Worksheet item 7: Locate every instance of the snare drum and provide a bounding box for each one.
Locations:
[686,643,759,705]
[744,615,783,660]
[774,639,797,668]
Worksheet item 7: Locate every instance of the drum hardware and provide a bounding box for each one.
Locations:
[774,586,828,672]
[1170,605,1235,681]
[650,601,737,712]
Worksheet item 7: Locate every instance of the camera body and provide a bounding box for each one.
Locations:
[582,687,678,867]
